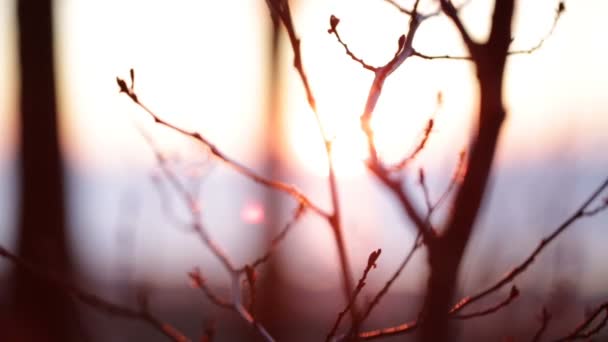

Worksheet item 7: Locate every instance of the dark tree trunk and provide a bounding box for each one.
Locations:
[1,1,79,341]
[257,13,288,340]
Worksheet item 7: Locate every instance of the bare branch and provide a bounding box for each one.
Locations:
[326,249,382,341]
[264,0,358,320]
[449,177,608,315]
[239,204,306,272]
[451,285,519,320]
[412,49,473,61]
[357,319,419,340]
[0,245,190,342]
[356,177,607,340]
[264,0,328,141]
[390,117,435,171]
[327,15,378,72]
[509,1,565,55]
[531,308,551,342]
[136,116,275,341]
[356,284,519,340]
[553,302,608,341]
[188,269,232,310]
[413,0,563,63]
[383,0,416,16]
[439,0,476,50]
[117,73,330,220]
[357,234,423,329]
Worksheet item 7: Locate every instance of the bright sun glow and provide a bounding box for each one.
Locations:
[282,0,471,178]
[283,0,608,177]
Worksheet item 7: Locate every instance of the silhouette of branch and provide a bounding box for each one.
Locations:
[188,269,232,310]
[355,177,608,340]
[327,15,378,72]
[509,1,565,55]
[354,280,520,340]
[344,0,436,240]
[116,75,330,220]
[244,265,257,313]
[390,118,434,171]
[264,0,358,320]
[412,1,565,60]
[553,302,608,341]
[188,269,274,341]
[0,245,189,342]
[449,177,608,315]
[353,151,464,335]
[452,285,519,320]
[135,120,275,341]
[357,234,422,329]
[531,308,551,342]
[238,204,306,272]
[383,0,416,16]
[326,249,382,342]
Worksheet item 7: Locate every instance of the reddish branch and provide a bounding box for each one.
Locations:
[353,286,518,340]
[326,249,382,342]
[555,302,608,342]
[354,150,466,336]
[531,308,551,342]
[390,118,434,171]
[264,0,358,321]
[130,102,276,341]
[412,1,565,61]
[328,0,445,241]
[327,15,378,72]
[116,76,329,220]
[238,204,306,272]
[355,177,608,340]
[449,177,608,316]
[357,234,422,329]
[418,0,516,340]
[188,269,232,310]
[0,245,189,342]
[451,285,519,320]
[553,302,608,341]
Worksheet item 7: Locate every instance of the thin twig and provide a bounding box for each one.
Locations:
[238,204,306,272]
[449,177,608,315]
[264,0,358,320]
[327,15,378,72]
[531,308,551,342]
[509,1,565,55]
[355,286,521,340]
[0,245,189,342]
[356,177,608,340]
[553,302,608,341]
[390,118,434,171]
[117,76,330,220]
[188,269,232,310]
[451,285,519,320]
[327,249,382,342]
[357,234,422,328]
[132,97,275,341]
[356,0,435,239]
[413,1,565,60]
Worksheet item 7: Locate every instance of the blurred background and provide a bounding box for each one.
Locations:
[0,0,607,340]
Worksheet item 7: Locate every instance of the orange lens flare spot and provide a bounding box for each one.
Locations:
[241,202,265,225]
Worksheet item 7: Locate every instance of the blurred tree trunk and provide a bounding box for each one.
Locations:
[257,13,288,340]
[0,0,79,341]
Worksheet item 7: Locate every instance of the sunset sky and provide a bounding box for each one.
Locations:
[0,0,607,294]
